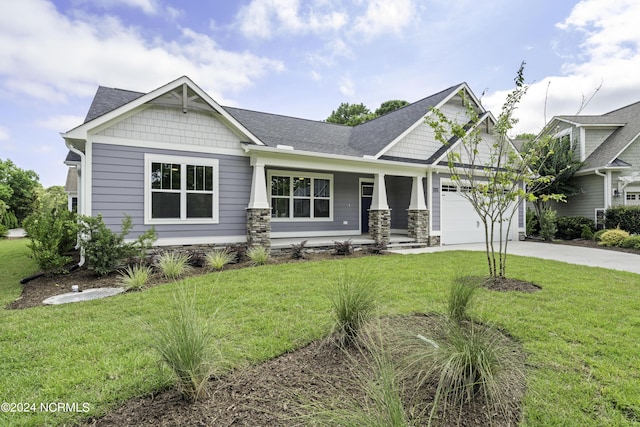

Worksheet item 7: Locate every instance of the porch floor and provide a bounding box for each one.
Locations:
[270,234,423,250]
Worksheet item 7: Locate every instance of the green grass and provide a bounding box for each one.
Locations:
[0,239,639,426]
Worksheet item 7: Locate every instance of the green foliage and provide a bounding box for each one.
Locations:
[0,158,41,223]
[326,102,375,126]
[448,276,479,324]
[599,228,630,247]
[619,235,640,249]
[79,215,156,276]
[593,229,607,242]
[157,252,192,280]
[247,245,270,266]
[555,215,594,240]
[604,206,640,233]
[374,99,409,117]
[539,209,558,241]
[329,270,377,346]
[526,207,539,236]
[150,288,221,402]
[0,224,7,238]
[37,186,68,212]
[120,264,153,291]
[581,225,594,240]
[204,248,236,271]
[23,207,77,274]
[2,210,18,229]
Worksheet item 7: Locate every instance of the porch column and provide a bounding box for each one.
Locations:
[407,175,429,243]
[368,173,391,245]
[246,162,271,248]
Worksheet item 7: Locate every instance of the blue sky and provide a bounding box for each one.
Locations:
[1,0,640,187]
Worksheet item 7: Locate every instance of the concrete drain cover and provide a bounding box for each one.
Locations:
[43,288,124,305]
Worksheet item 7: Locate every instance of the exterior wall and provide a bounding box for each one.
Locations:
[268,170,363,235]
[96,105,242,149]
[431,173,441,231]
[91,143,251,241]
[584,128,616,159]
[383,94,469,161]
[551,174,604,221]
[386,176,411,230]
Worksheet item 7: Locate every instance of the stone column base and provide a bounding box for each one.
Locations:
[246,208,271,248]
[407,209,429,243]
[427,235,441,247]
[368,209,391,245]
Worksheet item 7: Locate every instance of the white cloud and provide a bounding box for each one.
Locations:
[339,76,355,97]
[352,0,416,39]
[37,115,86,132]
[236,0,348,39]
[484,0,640,135]
[0,0,284,105]
[0,125,9,141]
[76,0,159,14]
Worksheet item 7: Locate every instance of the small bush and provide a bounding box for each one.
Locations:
[247,245,270,266]
[448,277,479,324]
[539,209,557,241]
[23,207,77,274]
[150,288,220,402]
[555,216,595,240]
[599,228,630,247]
[334,239,354,256]
[225,243,247,263]
[120,264,153,291]
[2,211,18,229]
[329,270,377,346]
[290,240,308,260]
[604,206,640,233]
[619,235,640,249]
[367,241,387,255]
[526,207,539,236]
[0,224,7,238]
[581,225,594,240]
[204,249,236,271]
[593,229,607,242]
[157,252,192,279]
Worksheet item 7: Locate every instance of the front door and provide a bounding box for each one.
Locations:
[361,183,373,233]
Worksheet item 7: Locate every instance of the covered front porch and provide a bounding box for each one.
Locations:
[269,233,427,251]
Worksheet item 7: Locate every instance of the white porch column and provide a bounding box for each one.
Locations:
[408,175,427,210]
[247,162,269,209]
[370,173,389,210]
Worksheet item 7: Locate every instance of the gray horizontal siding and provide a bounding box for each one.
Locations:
[551,174,604,221]
[91,143,251,240]
[387,176,412,229]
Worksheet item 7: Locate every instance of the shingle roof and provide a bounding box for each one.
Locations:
[72,82,464,161]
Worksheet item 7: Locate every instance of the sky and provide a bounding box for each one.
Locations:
[1,0,640,188]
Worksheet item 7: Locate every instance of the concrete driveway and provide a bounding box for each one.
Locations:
[390,240,640,275]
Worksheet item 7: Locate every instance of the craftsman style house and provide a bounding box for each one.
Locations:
[63,76,525,248]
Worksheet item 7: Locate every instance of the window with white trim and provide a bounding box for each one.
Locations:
[145,154,219,224]
[269,171,332,220]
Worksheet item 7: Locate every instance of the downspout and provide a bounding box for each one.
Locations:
[594,168,610,212]
[65,140,86,267]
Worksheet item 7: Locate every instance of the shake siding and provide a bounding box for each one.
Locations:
[617,140,640,177]
[91,143,251,239]
[270,171,363,233]
[552,174,604,220]
[585,128,616,159]
[386,176,411,229]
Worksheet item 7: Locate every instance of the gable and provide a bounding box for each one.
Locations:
[585,127,617,160]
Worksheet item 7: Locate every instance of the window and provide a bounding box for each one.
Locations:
[145,154,218,224]
[268,171,332,220]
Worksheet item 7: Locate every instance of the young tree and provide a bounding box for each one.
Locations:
[427,64,560,278]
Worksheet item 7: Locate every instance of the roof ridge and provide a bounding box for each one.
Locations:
[223,105,350,128]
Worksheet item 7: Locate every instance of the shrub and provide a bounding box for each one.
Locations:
[120,264,153,291]
[526,207,539,236]
[619,235,640,249]
[225,243,247,263]
[0,224,7,238]
[539,209,557,241]
[604,206,640,233]
[448,277,479,325]
[599,228,630,247]
[555,216,595,240]
[204,249,235,271]
[2,210,18,229]
[334,239,354,256]
[581,225,594,240]
[593,229,607,242]
[290,240,308,260]
[157,252,192,280]
[247,245,270,266]
[329,270,377,346]
[23,207,77,274]
[150,288,220,402]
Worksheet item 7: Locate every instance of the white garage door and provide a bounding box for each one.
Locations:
[441,185,516,245]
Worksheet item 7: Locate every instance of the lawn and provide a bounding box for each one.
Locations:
[0,238,638,426]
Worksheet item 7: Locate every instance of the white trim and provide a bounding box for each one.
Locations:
[408,175,427,210]
[144,153,219,225]
[270,230,356,238]
[370,173,389,210]
[359,178,374,233]
[90,134,247,157]
[129,234,247,246]
[267,169,334,221]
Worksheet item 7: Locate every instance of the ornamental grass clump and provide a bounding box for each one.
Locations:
[150,288,221,402]
[204,248,236,271]
[157,251,192,280]
[447,276,479,325]
[119,264,153,291]
[329,270,378,346]
[247,245,270,266]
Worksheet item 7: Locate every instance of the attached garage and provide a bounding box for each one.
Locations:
[440,184,517,245]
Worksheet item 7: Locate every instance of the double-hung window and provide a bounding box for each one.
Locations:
[145,154,219,224]
[269,171,332,220]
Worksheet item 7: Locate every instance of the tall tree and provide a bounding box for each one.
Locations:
[326,103,374,126]
[374,100,409,116]
[427,63,561,278]
[0,159,41,223]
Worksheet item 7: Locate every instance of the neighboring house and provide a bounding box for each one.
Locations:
[541,100,640,227]
[62,76,525,248]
